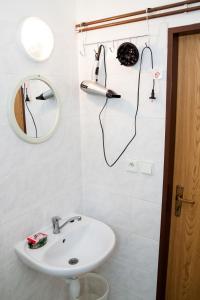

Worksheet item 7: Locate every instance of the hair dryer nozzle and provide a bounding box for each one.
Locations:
[106,90,121,98]
[36,90,54,100]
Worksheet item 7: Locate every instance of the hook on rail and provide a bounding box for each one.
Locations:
[109,40,115,53]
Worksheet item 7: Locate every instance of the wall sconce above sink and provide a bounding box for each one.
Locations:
[19,17,54,62]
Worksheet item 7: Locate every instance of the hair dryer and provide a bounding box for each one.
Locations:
[80,80,121,99]
[80,44,121,99]
[36,89,54,100]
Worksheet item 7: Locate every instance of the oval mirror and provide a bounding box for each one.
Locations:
[9,76,60,143]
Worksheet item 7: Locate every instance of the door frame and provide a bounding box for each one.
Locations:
[156,23,200,300]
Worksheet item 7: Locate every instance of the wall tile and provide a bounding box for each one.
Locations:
[1,1,200,300]
[130,199,161,241]
[77,2,200,300]
[0,1,81,300]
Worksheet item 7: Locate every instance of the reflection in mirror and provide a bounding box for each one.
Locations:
[12,78,59,142]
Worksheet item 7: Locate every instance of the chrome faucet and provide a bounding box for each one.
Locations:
[52,216,82,234]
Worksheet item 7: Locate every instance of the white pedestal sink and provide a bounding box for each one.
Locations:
[15,214,116,299]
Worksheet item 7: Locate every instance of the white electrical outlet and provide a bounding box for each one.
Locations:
[139,161,153,175]
[127,160,138,173]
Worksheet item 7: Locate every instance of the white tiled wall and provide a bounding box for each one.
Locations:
[1,1,200,300]
[0,1,81,300]
[76,1,200,299]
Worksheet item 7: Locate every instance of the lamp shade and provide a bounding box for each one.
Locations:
[20,17,54,62]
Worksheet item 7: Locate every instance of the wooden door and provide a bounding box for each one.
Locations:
[14,87,26,133]
[166,33,200,300]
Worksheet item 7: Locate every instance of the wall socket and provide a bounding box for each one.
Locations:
[127,160,153,175]
[139,161,153,175]
[127,160,138,173]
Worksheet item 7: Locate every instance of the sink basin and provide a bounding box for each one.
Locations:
[15,214,116,278]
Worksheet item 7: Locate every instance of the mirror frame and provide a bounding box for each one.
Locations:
[9,75,61,144]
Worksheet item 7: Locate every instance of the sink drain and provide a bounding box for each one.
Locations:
[68,258,79,265]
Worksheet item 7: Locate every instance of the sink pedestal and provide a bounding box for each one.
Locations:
[66,278,80,300]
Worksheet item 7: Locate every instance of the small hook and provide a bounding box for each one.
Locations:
[133,37,138,47]
[94,42,101,54]
[97,42,101,50]
[80,43,86,56]
[109,40,115,53]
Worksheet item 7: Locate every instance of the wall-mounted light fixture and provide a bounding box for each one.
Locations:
[20,17,54,62]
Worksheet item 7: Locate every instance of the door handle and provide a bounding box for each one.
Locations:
[175,185,195,217]
[177,196,195,205]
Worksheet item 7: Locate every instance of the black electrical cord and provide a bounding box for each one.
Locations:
[99,43,155,167]
[23,85,38,138]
